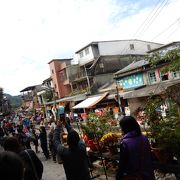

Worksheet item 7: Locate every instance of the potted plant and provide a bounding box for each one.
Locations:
[145,87,180,164]
[81,112,113,151]
[100,132,121,155]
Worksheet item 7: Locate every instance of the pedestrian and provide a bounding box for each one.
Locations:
[32,129,39,153]
[3,136,43,180]
[39,126,50,159]
[116,116,155,180]
[48,126,57,162]
[0,151,24,180]
[15,125,29,150]
[54,120,90,180]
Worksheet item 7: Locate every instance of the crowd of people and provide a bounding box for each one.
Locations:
[0,111,155,180]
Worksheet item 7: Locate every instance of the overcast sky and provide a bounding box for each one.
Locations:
[0,0,179,95]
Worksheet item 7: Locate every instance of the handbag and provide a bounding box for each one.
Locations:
[24,150,40,180]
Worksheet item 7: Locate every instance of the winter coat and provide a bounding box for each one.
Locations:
[116,131,155,180]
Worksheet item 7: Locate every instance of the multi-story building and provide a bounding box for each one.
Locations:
[20,85,43,110]
[70,39,163,95]
[114,41,180,114]
[48,59,79,98]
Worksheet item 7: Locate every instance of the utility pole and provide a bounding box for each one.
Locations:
[115,81,123,114]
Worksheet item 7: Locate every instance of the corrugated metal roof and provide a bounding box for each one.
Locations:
[44,93,87,105]
[114,60,148,76]
[123,79,180,99]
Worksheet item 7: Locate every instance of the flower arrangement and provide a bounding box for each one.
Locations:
[100,132,121,154]
[100,132,121,146]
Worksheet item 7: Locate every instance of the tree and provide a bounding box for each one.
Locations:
[147,47,180,73]
[145,47,180,163]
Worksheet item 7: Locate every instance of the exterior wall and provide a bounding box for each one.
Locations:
[98,40,162,56]
[67,65,79,81]
[94,55,138,75]
[77,45,96,66]
[150,42,180,54]
[144,67,180,85]
[49,60,72,98]
[92,73,114,93]
[127,97,147,114]
[49,61,61,98]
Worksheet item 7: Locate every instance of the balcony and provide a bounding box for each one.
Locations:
[21,95,33,101]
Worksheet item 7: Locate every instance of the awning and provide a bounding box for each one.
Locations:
[72,92,108,109]
[45,93,87,105]
[123,79,180,99]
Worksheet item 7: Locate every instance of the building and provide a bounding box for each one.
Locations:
[20,85,43,110]
[48,59,79,98]
[114,41,180,114]
[70,39,163,95]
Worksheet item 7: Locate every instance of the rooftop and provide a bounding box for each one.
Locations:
[114,59,149,76]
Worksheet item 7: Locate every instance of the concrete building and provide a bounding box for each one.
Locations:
[48,59,74,98]
[71,39,163,95]
[114,41,180,114]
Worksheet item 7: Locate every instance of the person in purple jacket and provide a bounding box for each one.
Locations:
[116,116,155,180]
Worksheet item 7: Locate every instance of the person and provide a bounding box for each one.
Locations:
[3,136,43,180]
[39,126,50,159]
[0,151,24,180]
[48,126,57,162]
[54,120,90,180]
[32,128,39,153]
[15,125,29,149]
[116,116,155,180]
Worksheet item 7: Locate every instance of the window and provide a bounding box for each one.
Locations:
[99,62,104,68]
[79,51,84,58]
[148,71,157,84]
[130,44,134,50]
[160,72,169,81]
[147,44,151,51]
[51,69,54,74]
[85,47,89,55]
[172,70,180,78]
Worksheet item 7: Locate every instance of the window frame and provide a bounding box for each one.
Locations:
[85,47,89,55]
[130,44,135,50]
[79,51,84,58]
[148,71,157,84]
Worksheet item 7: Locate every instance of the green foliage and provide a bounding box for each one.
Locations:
[147,47,180,73]
[81,112,112,140]
[145,92,180,158]
[42,90,53,102]
[4,94,22,109]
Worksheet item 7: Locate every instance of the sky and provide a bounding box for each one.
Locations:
[0,0,179,95]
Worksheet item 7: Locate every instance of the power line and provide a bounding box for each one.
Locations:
[120,0,169,55]
[151,18,180,41]
[136,0,169,39]
[133,0,162,38]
